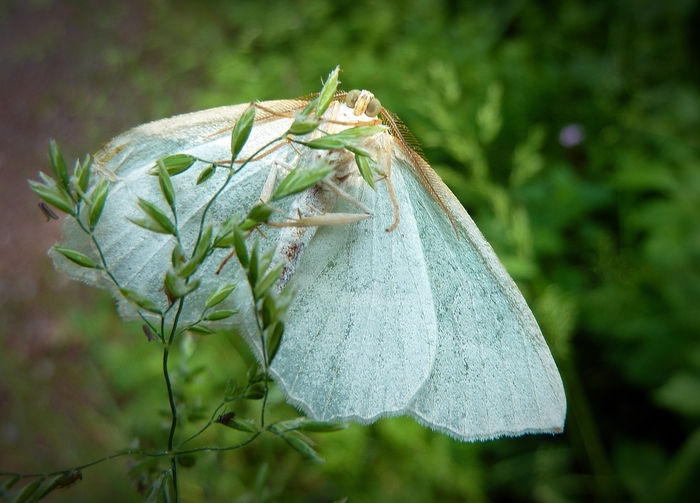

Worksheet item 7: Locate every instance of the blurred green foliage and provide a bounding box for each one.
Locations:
[2,0,700,501]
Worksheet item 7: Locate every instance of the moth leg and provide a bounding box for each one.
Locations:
[321,180,372,215]
[269,212,369,228]
[274,159,373,216]
[259,162,281,203]
[231,139,292,168]
[216,164,283,275]
[272,159,295,174]
[268,186,369,228]
[381,138,401,232]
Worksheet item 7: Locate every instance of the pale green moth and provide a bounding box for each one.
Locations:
[50,68,566,442]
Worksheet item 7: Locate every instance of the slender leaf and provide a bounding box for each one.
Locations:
[233,224,249,268]
[29,180,74,215]
[203,309,237,321]
[77,154,92,192]
[267,321,284,363]
[171,243,186,268]
[217,416,258,432]
[275,417,347,433]
[70,160,86,200]
[157,159,176,212]
[196,164,216,185]
[355,154,376,189]
[261,294,275,328]
[317,66,340,116]
[9,478,43,503]
[297,97,318,121]
[244,384,265,400]
[127,216,172,235]
[205,283,237,308]
[150,154,196,176]
[288,115,320,136]
[88,179,109,229]
[53,246,99,269]
[224,379,238,398]
[256,248,274,286]
[187,324,215,335]
[247,360,260,381]
[271,158,334,201]
[193,225,213,259]
[119,288,161,314]
[136,198,176,235]
[164,269,200,298]
[277,431,323,462]
[231,103,256,161]
[254,262,284,299]
[1,475,20,492]
[27,474,64,502]
[48,140,69,189]
[178,225,212,278]
[247,369,269,384]
[144,470,171,503]
[297,420,347,433]
[213,215,236,248]
[247,242,259,287]
[247,203,274,224]
[304,125,386,154]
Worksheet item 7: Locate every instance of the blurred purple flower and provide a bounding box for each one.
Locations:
[559,123,585,147]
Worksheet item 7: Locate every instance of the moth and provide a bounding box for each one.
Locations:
[50,68,566,442]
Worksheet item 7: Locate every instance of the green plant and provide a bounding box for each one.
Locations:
[3,69,363,503]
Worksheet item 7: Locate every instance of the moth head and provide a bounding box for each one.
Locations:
[345,89,382,118]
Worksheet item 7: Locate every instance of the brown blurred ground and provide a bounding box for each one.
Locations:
[0,2,179,494]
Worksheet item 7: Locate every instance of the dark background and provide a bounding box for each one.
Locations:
[1,0,699,501]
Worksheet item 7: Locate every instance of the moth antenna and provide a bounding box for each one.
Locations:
[381,107,459,237]
[384,156,400,232]
[206,98,310,140]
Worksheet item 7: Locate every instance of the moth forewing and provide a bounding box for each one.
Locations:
[52,102,302,326]
[379,125,567,440]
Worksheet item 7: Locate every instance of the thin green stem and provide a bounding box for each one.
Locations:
[251,298,271,428]
[170,460,178,503]
[0,434,260,481]
[194,135,287,247]
[176,433,262,455]
[77,216,169,345]
[74,218,122,289]
[163,340,177,447]
[162,299,185,503]
[0,449,166,478]
[40,125,293,497]
[177,401,227,449]
[260,381,270,427]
